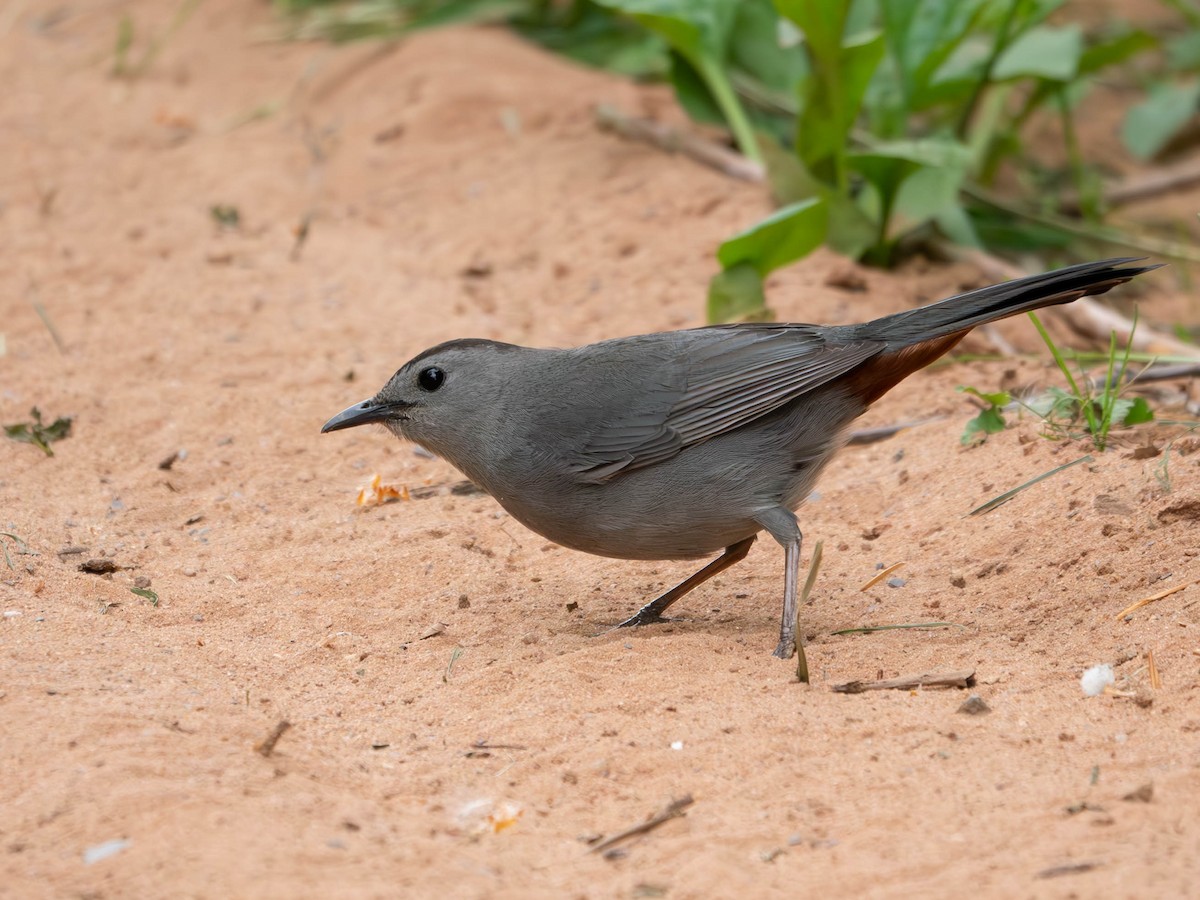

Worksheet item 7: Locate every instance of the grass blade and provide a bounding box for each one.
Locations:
[968,454,1094,516]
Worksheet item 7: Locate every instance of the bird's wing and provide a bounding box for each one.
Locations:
[570,326,883,483]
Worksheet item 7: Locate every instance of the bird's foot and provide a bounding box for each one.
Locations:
[772,636,796,660]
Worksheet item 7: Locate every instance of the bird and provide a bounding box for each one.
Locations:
[323,258,1156,658]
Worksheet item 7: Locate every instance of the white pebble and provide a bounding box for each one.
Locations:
[670,740,684,751]
[84,838,130,865]
[1080,664,1115,697]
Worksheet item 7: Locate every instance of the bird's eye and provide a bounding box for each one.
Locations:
[417,366,445,392]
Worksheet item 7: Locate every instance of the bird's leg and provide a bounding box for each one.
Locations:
[753,508,803,659]
[773,537,802,659]
[616,535,757,628]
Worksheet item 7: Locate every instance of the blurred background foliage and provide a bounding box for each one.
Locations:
[274,0,1200,320]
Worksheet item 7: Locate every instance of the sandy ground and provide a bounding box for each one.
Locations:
[3,2,1199,897]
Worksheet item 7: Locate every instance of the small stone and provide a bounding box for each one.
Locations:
[950,572,967,588]
[957,694,991,716]
[133,575,151,589]
[182,567,197,577]
[457,594,470,609]
[1122,783,1153,803]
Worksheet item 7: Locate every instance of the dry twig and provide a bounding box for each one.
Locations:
[1116,579,1196,620]
[860,562,904,591]
[1060,156,1200,213]
[594,106,764,182]
[588,795,694,855]
[831,669,976,693]
[255,720,292,757]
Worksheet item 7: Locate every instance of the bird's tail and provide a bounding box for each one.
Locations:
[839,257,1159,406]
[857,257,1159,348]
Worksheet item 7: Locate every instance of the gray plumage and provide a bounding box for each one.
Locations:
[323,258,1156,658]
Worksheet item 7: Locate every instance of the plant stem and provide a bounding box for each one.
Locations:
[697,54,763,164]
[956,0,1021,140]
[1057,86,1097,221]
[1028,310,1099,437]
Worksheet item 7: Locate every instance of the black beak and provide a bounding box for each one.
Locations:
[321,398,391,433]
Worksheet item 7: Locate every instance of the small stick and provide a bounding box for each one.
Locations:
[1116,579,1196,620]
[860,562,904,591]
[1060,156,1200,213]
[831,669,976,694]
[1087,362,1200,391]
[594,106,765,182]
[831,622,955,636]
[588,794,694,855]
[846,417,944,445]
[1035,861,1101,879]
[1147,650,1162,690]
[254,720,292,757]
[795,540,822,684]
[32,300,65,352]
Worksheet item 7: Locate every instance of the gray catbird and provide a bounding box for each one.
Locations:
[323,258,1155,657]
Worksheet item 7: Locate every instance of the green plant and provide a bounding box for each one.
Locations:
[274,0,1190,317]
[957,385,1012,445]
[278,0,670,76]
[0,533,29,570]
[593,0,763,162]
[1027,310,1155,449]
[701,0,1165,320]
[4,408,72,456]
[1120,0,1200,160]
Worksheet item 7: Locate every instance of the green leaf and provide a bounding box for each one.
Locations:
[401,0,526,32]
[759,133,822,205]
[966,205,1073,252]
[1120,396,1155,426]
[849,138,970,196]
[847,138,969,245]
[933,204,982,249]
[131,587,160,606]
[1168,30,1200,71]
[1080,29,1156,75]
[796,28,886,183]
[992,24,1082,82]
[668,51,724,124]
[4,407,73,457]
[707,262,770,323]
[823,190,878,260]
[515,5,669,79]
[958,385,1011,445]
[596,1,761,161]
[595,0,731,55]
[962,406,1008,444]
[729,0,806,93]
[958,385,1011,407]
[1121,79,1200,160]
[881,0,988,110]
[716,197,827,276]
[892,164,966,225]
